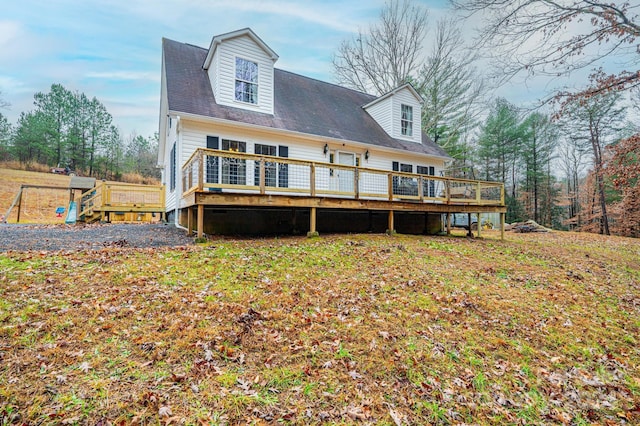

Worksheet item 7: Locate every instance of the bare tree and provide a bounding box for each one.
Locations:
[332,0,428,95]
[557,135,589,229]
[560,91,626,235]
[420,18,486,150]
[451,1,640,101]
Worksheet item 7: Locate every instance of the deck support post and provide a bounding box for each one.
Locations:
[500,212,505,241]
[310,164,316,197]
[187,207,193,236]
[477,213,482,238]
[307,207,318,237]
[386,210,395,235]
[259,159,266,195]
[197,204,204,239]
[467,213,473,237]
[446,212,451,235]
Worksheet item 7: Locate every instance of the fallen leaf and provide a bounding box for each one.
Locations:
[158,406,172,417]
[389,408,403,426]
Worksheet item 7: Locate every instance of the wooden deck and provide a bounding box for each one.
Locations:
[181,148,507,237]
[79,181,165,223]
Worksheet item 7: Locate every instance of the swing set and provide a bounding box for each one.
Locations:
[2,177,96,224]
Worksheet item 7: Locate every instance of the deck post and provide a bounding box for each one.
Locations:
[310,164,316,197]
[446,212,451,235]
[477,213,482,238]
[445,181,451,203]
[307,207,319,237]
[387,210,395,235]
[354,168,359,199]
[500,212,505,241]
[187,207,193,236]
[198,151,204,191]
[259,159,266,195]
[197,204,204,239]
[467,213,473,237]
[388,174,394,201]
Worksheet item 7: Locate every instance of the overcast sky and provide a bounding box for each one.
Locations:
[0,0,625,139]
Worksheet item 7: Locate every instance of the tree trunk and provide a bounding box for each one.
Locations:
[590,122,610,235]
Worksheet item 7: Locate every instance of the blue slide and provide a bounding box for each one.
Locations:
[65,201,77,224]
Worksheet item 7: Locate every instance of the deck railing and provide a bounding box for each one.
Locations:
[79,181,165,220]
[182,148,504,206]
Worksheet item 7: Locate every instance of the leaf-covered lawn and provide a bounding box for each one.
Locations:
[1,231,639,425]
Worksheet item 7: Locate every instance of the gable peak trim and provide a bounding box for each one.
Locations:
[202,28,279,70]
[362,83,424,110]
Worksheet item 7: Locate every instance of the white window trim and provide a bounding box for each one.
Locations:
[234,57,259,105]
[401,104,413,137]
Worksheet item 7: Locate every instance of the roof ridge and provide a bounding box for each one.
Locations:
[165,38,375,101]
[275,68,375,100]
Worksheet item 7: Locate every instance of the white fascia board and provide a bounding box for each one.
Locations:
[362,83,424,110]
[170,110,450,162]
[203,28,279,70]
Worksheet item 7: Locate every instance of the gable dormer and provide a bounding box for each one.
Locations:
[363,84,423,143]
[203,28,279,115]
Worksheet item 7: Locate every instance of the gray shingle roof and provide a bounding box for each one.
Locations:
[163,38,449,159]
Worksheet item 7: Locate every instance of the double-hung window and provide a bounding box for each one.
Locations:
[254,144,277,187]
[417,165,436,197]
[401,104,413,137]
[222,139,247,185]
[235,58,258,104]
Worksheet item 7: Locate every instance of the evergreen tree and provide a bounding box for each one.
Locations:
[520,112,557,225]
[476,98,530,222]
[0,113,12,161]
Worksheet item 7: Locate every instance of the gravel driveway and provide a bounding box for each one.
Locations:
[0,223,194,252]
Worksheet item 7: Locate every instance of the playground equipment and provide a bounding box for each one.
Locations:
[65,201,77,224]
[3,177,165,224]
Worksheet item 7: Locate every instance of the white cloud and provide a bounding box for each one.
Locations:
[0,20,22,45]
[0,20,50,63]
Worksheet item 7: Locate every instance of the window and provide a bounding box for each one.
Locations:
[235,58,258,104]
[278,146,289,188]
[206,136,219,184]
[401,104,413,136]
[169,142,176,191]
[254,144,277,187]
[417,165,436,197]
[400,163,417,196]
[222,139,247,185]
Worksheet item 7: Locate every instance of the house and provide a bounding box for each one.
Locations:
[157,28,505,236]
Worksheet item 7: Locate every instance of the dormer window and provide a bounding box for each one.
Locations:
[235,57,258,104]
[401,104,413,136]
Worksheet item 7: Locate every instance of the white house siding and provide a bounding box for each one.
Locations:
[364,97,393,137]
[175,119,446,201]
[392,87,422,143]
[213,35,275,115]
[206,48,220,101]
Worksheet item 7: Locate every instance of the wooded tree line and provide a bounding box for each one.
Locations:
[334,0,639,237]
[0,84,159,181]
